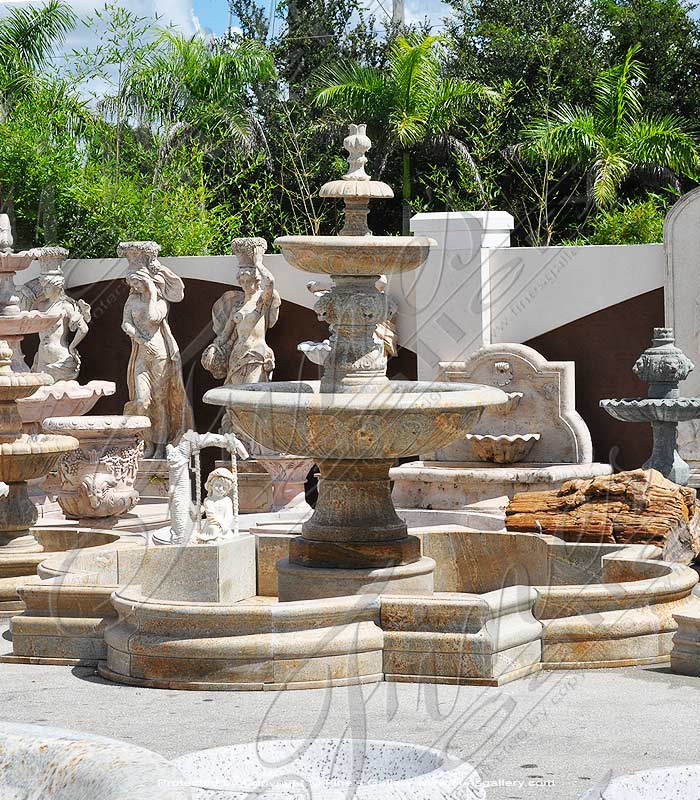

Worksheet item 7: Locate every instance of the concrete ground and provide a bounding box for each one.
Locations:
[0,623,697,800]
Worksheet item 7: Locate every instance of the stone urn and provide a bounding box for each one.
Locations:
[41,415,150,519]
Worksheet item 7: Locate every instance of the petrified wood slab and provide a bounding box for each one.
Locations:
[505,469,700,562]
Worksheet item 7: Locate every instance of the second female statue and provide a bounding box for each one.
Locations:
[119,241,194,459]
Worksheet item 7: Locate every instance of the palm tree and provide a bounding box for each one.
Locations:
[520,45,700,210]
[0,0,76,113]
[313,35,498,233]
[115,32,276,158]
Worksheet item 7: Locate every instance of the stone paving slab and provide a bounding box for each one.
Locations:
[0,621,699,799]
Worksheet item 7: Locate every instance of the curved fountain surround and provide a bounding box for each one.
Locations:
[204,125,507,600]
[601,327,700,485]
[172,739,484,800]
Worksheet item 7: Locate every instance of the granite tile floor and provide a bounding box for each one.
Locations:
[0,620,698,800]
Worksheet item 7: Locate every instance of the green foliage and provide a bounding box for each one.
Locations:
[314,34,498,230]
[520,46,700,210]
[566,196,668,243]
[2,0,700,253]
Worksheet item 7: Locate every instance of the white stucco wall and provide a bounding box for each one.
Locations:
[16,214,666,377]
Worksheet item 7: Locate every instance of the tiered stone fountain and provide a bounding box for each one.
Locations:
[205,124,508,601]
[0,224,131,614]
[601,327,700,485]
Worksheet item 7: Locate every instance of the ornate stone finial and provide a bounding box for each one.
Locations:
[231,237,267,267]
[0,215,12,254]
[633,327,694,399]
[343,123,371,181]
[0,339,12,374]
[117,241,161,273]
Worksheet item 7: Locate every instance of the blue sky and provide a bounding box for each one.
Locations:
[0,0,450,44]
[193,0,230,35]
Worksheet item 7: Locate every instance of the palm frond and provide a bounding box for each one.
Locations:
[623,115,700,176]
[521,104,600,165]
[313,61,386,118]
[593,44,645,133]
[590,151,631,207]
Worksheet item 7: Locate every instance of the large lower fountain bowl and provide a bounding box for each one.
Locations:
[0,434,78,481]
[600,397,700,423]
[204,380,507,460]
[276,235,435,275]
[173,739,484,800]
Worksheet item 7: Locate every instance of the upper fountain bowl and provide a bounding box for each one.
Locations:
[204,380,508,460]
[275,235,436,276]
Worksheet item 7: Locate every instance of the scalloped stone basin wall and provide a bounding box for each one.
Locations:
[9,526,700,685]
[172,739,484,800]
[578,766,700,799]
[0,527,133,616]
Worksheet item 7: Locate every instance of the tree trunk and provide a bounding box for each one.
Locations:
[402,150,411,235]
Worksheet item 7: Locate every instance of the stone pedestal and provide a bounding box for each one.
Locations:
[134,458,169,500]
[277,557,435,602]
[671,611,700,676]
[42,415,149,519]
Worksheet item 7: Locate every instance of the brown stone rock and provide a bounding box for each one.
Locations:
[505,469,700,563]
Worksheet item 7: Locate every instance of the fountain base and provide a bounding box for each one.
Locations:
[277,556,435,602]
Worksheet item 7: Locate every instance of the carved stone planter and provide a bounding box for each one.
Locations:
[41,415,150,519]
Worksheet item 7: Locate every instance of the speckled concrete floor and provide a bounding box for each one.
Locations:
[0,618,697,800]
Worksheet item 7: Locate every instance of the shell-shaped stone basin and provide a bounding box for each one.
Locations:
[204,380,508,460]
[0,311,60,336]
[17,381,116,425]
[466,432,541,464]
[600,397,700,423]
[0,434,78,482]
[275,235,436,276]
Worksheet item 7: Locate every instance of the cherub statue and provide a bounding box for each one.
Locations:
[201,237,281,437]
[20,247,90,381]
[195,467,237,544]
[119,241,194,459]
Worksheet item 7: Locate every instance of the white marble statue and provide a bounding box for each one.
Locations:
[201,237,281,436]
[118,241,194,459]
[163,429,248,545]
[197,467,237,544]
[20,247,90,381]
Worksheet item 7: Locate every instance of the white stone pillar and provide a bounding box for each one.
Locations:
[392,211,514,381]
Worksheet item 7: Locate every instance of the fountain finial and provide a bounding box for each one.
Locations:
[343,124,371,181]
[319,124,393,236]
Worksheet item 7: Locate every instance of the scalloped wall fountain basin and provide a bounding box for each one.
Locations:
[204,126,507,601]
